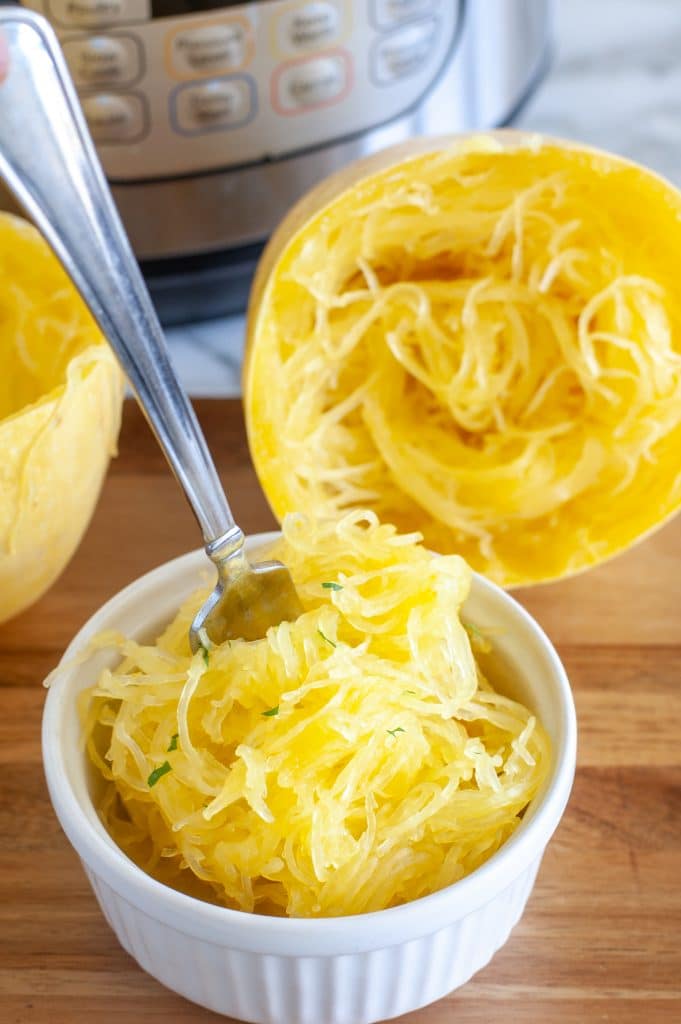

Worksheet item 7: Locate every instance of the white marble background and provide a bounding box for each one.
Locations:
[167,0,681,396]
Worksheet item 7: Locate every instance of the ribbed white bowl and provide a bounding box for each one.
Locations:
[43,535,576,1024]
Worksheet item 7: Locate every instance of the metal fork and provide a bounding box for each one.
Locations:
[0,9,301,650]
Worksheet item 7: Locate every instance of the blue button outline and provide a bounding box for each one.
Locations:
[169,72,257,137]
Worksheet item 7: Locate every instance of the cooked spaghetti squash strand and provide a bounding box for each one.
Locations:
[248,140,681,584]
[0,272,96,419]
[85,512,548,917]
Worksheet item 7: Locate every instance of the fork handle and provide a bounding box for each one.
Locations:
[0,9,243,559]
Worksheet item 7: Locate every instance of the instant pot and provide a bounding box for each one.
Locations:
[10,0,553,322]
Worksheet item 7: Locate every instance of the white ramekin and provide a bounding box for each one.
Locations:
[42,534,577,1024]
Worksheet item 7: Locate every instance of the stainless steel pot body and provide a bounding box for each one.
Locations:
[13,0,553,320]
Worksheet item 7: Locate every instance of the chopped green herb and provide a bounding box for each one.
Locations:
[167,733,179,752]
[148,761,172,787]
[322,581,343,591]
[262,705,280,717]
[462,620,484,640]
[200,645,210,667]
[317,628,337,648]
[387,726,406,738]
[403,690,417,696]
[462,619,492,652]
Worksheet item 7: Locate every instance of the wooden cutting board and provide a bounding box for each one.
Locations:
[1,399,679,1024]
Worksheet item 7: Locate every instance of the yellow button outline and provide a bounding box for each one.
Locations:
[46,0,150,31]
[270,0,351,60]
[164,14,254,83]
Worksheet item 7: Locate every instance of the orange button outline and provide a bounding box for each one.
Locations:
[164,13,254,83]
[271,47,354,116]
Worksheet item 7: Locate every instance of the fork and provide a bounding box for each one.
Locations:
[0,8,302,650]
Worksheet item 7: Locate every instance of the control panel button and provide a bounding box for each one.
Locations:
[277,2,341,54]
[167,19,252,79]
[62,34,142,88]
[273,51,351,113]
[81,92,147,142]
[371,18,438,84]
[47,0,149,29]
[371,0,439,29]
[171,77,255,134]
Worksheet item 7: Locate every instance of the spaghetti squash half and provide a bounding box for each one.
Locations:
[0,213,123,622]
[245,134,681,585]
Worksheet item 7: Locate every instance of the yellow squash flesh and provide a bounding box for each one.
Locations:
[244,133,681,586]
[85,512,549,917]
[0,214,124,622]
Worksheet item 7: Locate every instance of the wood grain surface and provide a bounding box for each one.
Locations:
[1,399,679,1024]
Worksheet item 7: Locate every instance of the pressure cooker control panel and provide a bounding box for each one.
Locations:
[21,0,461,180]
